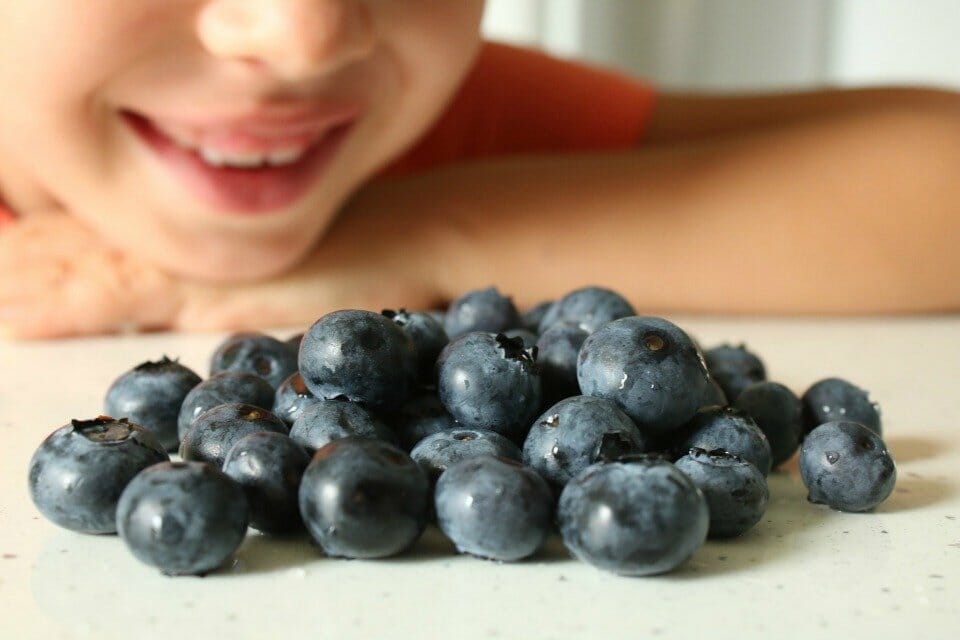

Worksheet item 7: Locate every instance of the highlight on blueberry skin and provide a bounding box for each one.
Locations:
[28,417,170,534]
[674,448,769,538]
[799,421,896,512]
[116,461,249,576]
[557,456,709,576]
[434,456,554,562]
[298,438,430,559]
[104,356,202,451]
[298,309,418,413]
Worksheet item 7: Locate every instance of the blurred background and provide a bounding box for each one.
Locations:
[482,0,960,91]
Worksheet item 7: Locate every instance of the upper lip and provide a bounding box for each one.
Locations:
[124,101,365,154]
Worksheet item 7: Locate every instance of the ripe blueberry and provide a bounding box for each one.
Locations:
[104,356,201,451]
[298,438,430,559]
[116,461,248,575]
[558,456,708,576]
[435,456,553,561]
[799,421,896,512]
[28,417,169,534]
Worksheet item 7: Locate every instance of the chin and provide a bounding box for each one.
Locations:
[159,237,310,284]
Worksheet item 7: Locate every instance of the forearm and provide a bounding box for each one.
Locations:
[373,121,959,315]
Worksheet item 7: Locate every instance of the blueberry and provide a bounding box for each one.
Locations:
[298,438,430,559]
[382,308,449,386]
[116,461,248,575]
[674,406,773,476]
[410,429,521,485]
[273,372,321,426]
[223,432,310,534]
[700,375,729,409]
[557,457,708,576]
[537,286,635,334]
[177,372,275,442]
[179,403,288,468]
[799,421,896,512]
[388,393,458,451]
[444,287,521,339]
[104,356,201,451]
[535,322,589,406]
[674,448,769,538]
[435,456,553,561]
[522,396,649,489]
[424,309,446,327]
[28,417,169,534]
[210,332,298,389]
[299,309,417,412]
[801,378,882,438]
[734,381,802,469]
[289,398,397,454]
[521,300,553,333]
[437,333,542,442]
[502,328,538,349]
[577,316,711,436]
[703,344,767,402]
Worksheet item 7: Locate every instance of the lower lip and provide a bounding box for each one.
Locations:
[123,111,355,215]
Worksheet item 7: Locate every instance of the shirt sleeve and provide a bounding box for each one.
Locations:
[378,41,657,179]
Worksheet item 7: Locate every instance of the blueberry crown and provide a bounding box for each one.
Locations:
[133,355,180,372]
[71,416,134,443]
[494,333,538,369]
[381,308,410,326]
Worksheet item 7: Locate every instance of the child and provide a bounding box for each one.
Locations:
[0,1,957,338]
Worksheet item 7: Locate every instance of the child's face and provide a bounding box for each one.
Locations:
[0,1,485,281]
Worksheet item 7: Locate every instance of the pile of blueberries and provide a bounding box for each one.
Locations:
[27,286,897,577]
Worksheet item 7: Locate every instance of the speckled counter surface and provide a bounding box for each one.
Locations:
[1,316,958,640]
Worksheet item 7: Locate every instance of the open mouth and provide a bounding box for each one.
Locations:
[122,109,359,215]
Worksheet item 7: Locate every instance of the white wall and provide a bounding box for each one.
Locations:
[829,0,960,88]
[482,0,960,91]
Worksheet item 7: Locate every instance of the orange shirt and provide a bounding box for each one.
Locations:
[0,42,655,226]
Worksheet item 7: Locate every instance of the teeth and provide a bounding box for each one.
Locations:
[196,146,307,169]
[267,147,308,166]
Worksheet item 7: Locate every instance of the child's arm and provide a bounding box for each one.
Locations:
[389,92,960,315]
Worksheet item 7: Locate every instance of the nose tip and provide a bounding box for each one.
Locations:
[198,0,376,80]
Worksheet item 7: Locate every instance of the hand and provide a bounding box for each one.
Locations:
[0,211,182,338]
[0,194,448,339]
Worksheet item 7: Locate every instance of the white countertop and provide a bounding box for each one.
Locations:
[1,316,958,640]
